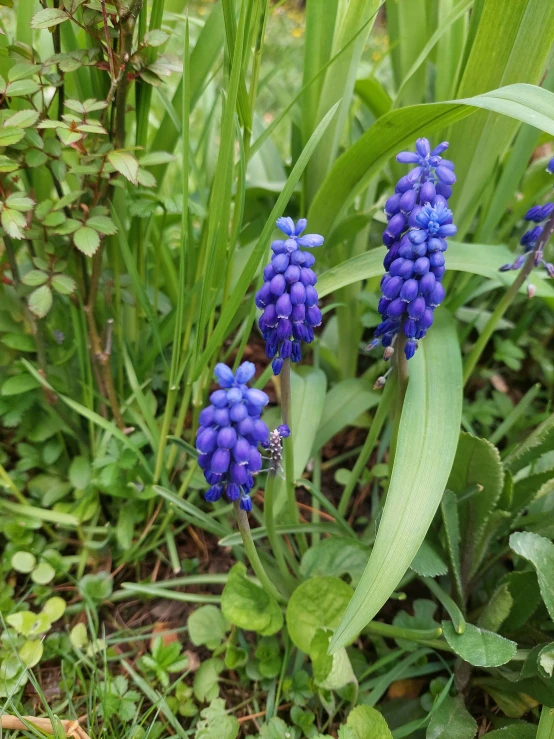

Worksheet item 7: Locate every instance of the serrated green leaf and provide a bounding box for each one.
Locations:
[0,126,25,147]
[478,584,513,633]
[310,627,355,690]
[4,109,40,128]
[7,80,40,96]
[22,269,48,287]
[442,622,517,667]
[52,274,77,295]
[108,150,139,184]
[502,571,541,632]
[510,532,554,622]
[28,285,53,318]
[410,540,448,577]
[1,207,26,239]
[73,226,100,256]
[187,605,228,650]
[86,215,117,235]
[338,706,392,739]
[331,310,462,651]
[6,194,34,212]
[31,7,69,27]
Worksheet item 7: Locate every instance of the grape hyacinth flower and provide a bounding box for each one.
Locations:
[256,217,324,375]
[196,362,269,512]
[368,138,457,361]
[499,164,554,283]
[261,424,290,472]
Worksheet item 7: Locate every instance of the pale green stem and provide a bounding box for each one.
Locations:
[537,706,554,739]
[264,469,296,592]
[280,358,307,554]
[234,501,286,604]
[390,333,410,467]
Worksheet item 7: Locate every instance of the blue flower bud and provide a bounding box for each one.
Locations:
[285,265,300,283]
[205,484,223,503]
[385,193,401,216]
[272,357,283,375]
[399,260,414,279]
[436,166,456,185]
[419,181,436,204]
[383,275,403,299]
[387,298,405,318]
[263,264,275,281]
[240,494,253,512]
[419,272,436,294]
[306,306,322,326]
[403,318,417,338]
[272,253,290,272]
[420,308,434,330]
[217,426,237,449]
[210,389,228,408]
[213,408,230,427]
[277,318,292,340]
[211,448,230,473]
[290,281,306,305]
[226,483,241,502]
[405,339,417,360]
[400,278,419,302]
[300,268,317,286]
[428,282,445,307]
[290,250,306,266]
[230,462,249,485]
[280,339,292,359]
[413,257,430,275]
[547,157,554,175]
[276,293,292,317]
[407,296,426,319]
[278,424,291,437]
[249,448,262,472]
[431,265,446,279]
[233,438,252,464]
[409,229,428,245]
[436,183,452,199]
[271,240,286,254]
[270,273,286,296]
[252,419,269,443]
[262,303,278,328]
[397,151,420,164]
[429,252,445,268]
[227,387,243,404]
[237,417,254,437]
[197,428,218,454]
[291,303,305,322]
[199,406,214,426]
[416,138,430,157]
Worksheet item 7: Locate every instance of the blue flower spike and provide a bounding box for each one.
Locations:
[499,164,554,283]
[369,138,457,363]
[196,361,270,512]
[257,218,324,375]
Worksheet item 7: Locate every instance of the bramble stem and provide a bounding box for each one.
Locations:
[280,359,307,554]
[233,501,286,604]
[462,212,554,386]
[264,468,296,593]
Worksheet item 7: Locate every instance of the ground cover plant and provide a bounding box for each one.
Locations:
[1,0,554,736]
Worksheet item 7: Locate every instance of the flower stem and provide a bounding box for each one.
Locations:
[264,470,296,592]
[463,212,554,386]
[390,333,409,467]
[233,501,286,604]
[280,359,308,555]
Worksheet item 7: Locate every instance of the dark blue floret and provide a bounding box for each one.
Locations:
[501,165,554,280]
[368,138,457,361]
[196,362,269,511]
[257,218,323,375]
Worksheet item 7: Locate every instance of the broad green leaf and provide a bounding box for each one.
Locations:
[484,727,537,739]
[510,532,554,622]
[1,374,39,395]
[286,577,352,653]
[300,537,369,586]
[337,705,392,739]
[441,489,463,601]
[478,584,513,633]
[28,285,53,318]
[290,367,327,480]
[31,7,68,28]
[426,695,477,739]
[187,605,228,650]
[31,561,55,585]
[7,81,40,97]
[108,150,139,184]
[18,639,43,668]
[442,622,517,667]
[502,571,541,632]
[195,697,239,739]
[42,596,66,622]
[11,551,36,573]
[193,659,223,703]
[221,563,283,636]
[312,377,379,453]
[393,599,440,651]
[73,226,100,257]
[309,84,554,237]
[318,242,554,300]
[504,410,554,473]
[310,627,355,690]
[447,0,554,236]
[330,310,462,651]
[6,194,34,211]
[69,456,91,489]
[447,433,504,556]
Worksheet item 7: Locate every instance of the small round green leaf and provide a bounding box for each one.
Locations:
[286,576,353,652]
[42,596,66,622]
[221,562,283,636]
[31,561,56,585]
[11,551,36,573]
[73,226,100,257]
[28,284,53,318]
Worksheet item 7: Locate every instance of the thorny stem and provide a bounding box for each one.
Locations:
[280,359,307,555]
[233,501,286,604]
[462,211,554,386]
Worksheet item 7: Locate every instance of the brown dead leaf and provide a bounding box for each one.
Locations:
[387,678,426,700]
[150,621,178,648]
